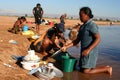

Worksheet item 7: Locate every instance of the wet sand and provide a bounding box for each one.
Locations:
[0,16,120,80]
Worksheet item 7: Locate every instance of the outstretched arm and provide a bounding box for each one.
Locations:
[61,35,80,52]
[54,37,61,48]
[34,32,46,46]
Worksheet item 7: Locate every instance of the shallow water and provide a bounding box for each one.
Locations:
[99,25,120,61]
[65,25,120,61]
[62,25,120,80]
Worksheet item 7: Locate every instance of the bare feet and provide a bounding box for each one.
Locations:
[109,67,112,76]
[106,66,112,77]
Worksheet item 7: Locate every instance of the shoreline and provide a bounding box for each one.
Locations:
[0,16,120,27]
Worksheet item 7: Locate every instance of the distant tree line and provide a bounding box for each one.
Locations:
[93,18,120,22]
[23,14,120,22]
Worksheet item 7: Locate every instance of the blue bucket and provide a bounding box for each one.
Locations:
[23,25,28,31]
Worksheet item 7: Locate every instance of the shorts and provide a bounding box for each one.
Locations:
[34,15,42,24]
[29,42,42,53]
[35,18,41,24]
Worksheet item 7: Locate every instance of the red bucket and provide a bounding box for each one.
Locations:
[49,22,54,27]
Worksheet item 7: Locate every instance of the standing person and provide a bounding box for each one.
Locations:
[33,3,44,34]
[60,14,67,32]
[60,14,67,24]
[61,7,112,76]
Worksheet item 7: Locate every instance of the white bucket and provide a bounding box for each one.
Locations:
[28,50,35,56]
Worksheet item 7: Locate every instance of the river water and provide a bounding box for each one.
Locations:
[62,25,120,80]
[65,25,120,61]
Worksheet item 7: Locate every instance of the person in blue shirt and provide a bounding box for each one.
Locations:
[60,14,67,32]
[60,14,66,24]
[61,7,112,76]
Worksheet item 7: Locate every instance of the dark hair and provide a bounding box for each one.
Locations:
[21,16,26,21]
[80,7,94,18]
[37,3,41,7]
[17,17,21,20]
[55,23,64,33]
[47,28,56,39]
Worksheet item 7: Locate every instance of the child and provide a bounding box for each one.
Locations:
[66,23,81,47]
[8,16,27,34]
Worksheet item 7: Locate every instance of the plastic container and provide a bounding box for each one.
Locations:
[62,55,76,72]
[23,25,28,31]
[52,52,67,67]
[49,22,54,26]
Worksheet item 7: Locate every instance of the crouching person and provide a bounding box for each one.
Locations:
[29,23,66,60]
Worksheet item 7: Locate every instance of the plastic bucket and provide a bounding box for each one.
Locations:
[23,25,28,31]
[52,52,69,65]
[62,56,76,72]
[49,22,54,26]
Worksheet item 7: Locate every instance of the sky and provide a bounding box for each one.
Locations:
[0,0,119,18]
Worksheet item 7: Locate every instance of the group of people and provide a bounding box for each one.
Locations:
[9,3,112,76]
[9,3,43,34]
[32,3,112,76]
[32,3,67,34]
[31,3,112,76]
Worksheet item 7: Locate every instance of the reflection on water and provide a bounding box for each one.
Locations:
[65,25,120,61]
[63,71,93,80]
[99,25,120,61]
[63,71,111,80]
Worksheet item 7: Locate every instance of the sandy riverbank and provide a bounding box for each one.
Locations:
[1,16,120,29]
[0,16,120,80]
